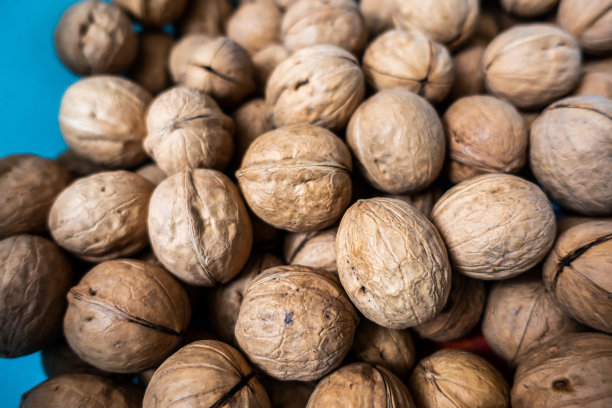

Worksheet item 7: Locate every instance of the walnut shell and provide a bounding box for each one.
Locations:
[360,0,394,38]
[501,0,559,17]
[135,163,166,186]
[143,340,270,407]
[307,363,415,407]
[384,185,443,220]
[266,44,365,130]
[235,265,359,381]
[227,2,282,55]
[0,235,72,358]
[336,197,451,329]
[63,259,191,373]
[443,95,527,183]
[113,0,187,25]
[431,174,556,280]
[448,44,485,100]
[54,0,137,76]
[347,89,445,193]
[232,98,274,160]
[253,44,291,88]
[144,86,234,175]
[482,24,582,109]
[284,227,337,273]
[128,32,173,95]
[42,338,106,378]
[148,169,253,286]
[49,171,154,262]
[558,0,612,55]
[543,218,612,333]
[168,34,212,83]
[0,154,71,237]
[362,30,454,103]
[177,0,233,36]
[413,273,485,342]
[410,349,509,408]
[58,76,152,168]
[511,332,612,408]
[529,95,612,216]
[236,124,352,232]
[575,58,612,98]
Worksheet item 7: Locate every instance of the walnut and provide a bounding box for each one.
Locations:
[362,30,454,103]
[360,0,394,38]
[177,0,233,37]
[148,169,253,286]
[431,174,556,280]
[135,163,166,186]
[235,265,359,381]
[113,0,188,25]
[63,259,191,373]
[575,58,612,98]
[252,44,291,88]
[49,171,153,262]
[529,95,612,216]
[168,34,212,83]
[447,44,485,101]
[128,32,173,95]
[56,149,109,178]
[232,98,274,160]
[227,2,282,55]
[284,227,337,273]
[558,0,612,55]
[384,185,443,219]
[336,197,451,329]
[347,89,445,193]
[58,76,152,168]
[266,45,365,130]
[42,338,106,378]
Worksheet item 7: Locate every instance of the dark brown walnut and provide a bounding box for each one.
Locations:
[360,0,394,38]
[448,44,486,100]
[575,58,612,98]
[413,273,485,342]
[235,265,359,381]
[253,44,291,88]
[511,332,612,408]
[284,227,337,273]
[306,363,415,407]
[56,149,108,177]
[128,32,173,94]
[0,155,70,237]
[543,218,612,333]
[266,45,365,130]
[176,0,233,36]
[350,320,415,379]
[362,30,454,103]
[233,98,274,161]
[178,37,256,107]
[227,2,282,55]
[443,95,527,183]
[384,185,443,219]
[135,163,165,186]
[501,0,559,17]
[347,90,445,193]
[431,174,556,280]
[49,171,153,262]
[281,0,367,55]
[0,235,72,358]
[144,86,234,175]
[410,349,509,408]
[210,252,283,344]
[337,198,451,329]
[168,34,212,83]
[113,0,187,25]
[148,169,253,286]
[54,0,137,76]
[21,374,140,408]
[143,340,270,407]
[63,259,191,373]
[530,95,612,216]
[42,338,106,378]
[558,0,612,55]
[483,24,582,109]
[258,375,314,408]
[393,0,480,49]
[236,124,352,232]
[58,76,152,168]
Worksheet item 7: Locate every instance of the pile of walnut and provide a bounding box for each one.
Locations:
[1,0,611,407]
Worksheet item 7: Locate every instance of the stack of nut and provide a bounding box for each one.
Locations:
[1,0,611,407]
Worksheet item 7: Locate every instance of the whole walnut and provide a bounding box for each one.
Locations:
[347,90,445,193]
[135,163,166,186]
[431,174,556,280]
[281,0,367,55]
[168,34,212,83]
[235,265,359,381]
[49,171,153,262]
[21,374,140,408]
[307,363,415,407]
[350,320,415,379]
[384,185,443,219]
[413,273,486,342]
[56,149,109,178]
[360,0,394,38]
[63,259,191,373]
[113,0,187,25]
[232,98,274,160]
[148,169,253,286]
[543,218,612,333]
[0,235,72,358]
[266,45,365,130]
[42,338,105,378]
[482,24,582,109]
[410,349,509,408]
[143,340,270,407]
[58,76,152,168]
[575,58,612,98]
[227,2,282,55]
[443,95,527,183]
[501,0,559,17]
[530,95,612,216]
[54,0,137,76]
[558,0,612,55]
[336,198,451,329]
[511,332,612,407]
[0,155,70,237]
[144,86,234,175]
[284,227,338,273]
[253,44,291,88]
[448,44,486,100]
[362,30,454,103]
[393,0,480,49]
[177,0,233,36]
[210,252,283,344]
[128,32,173,95]
[237,124,352,232]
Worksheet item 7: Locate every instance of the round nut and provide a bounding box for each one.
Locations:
[135,163,166,186]
[557,0,612,55]
[252,44,291,88]
[232,98,274,160]
[168,34,212,83]
[448,44,486,100]
[284,227,338,273]
[227,2,282,55]
[384,185,443,220]
[129,32,173,95]
[113,0,188,25]
[575,59,612,98]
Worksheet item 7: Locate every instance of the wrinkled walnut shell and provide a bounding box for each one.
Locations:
[168,34,212,83]
[284,227,338,273]
[227,2,282,55]
[557,0,612,55]
[384,185,443,220]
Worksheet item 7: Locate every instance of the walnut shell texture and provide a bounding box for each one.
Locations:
[284,227,338,273]
[384,185,443,220]
[233,98,274,160]
[557,0,612,55]
[253,44,291,88]
[129,32,173,95]
[448,44,485,101]
[227,2,282,55]
[575,59,612,98]
[168,33,212,83]
[135,163,166,186]
[113,0,187,25]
